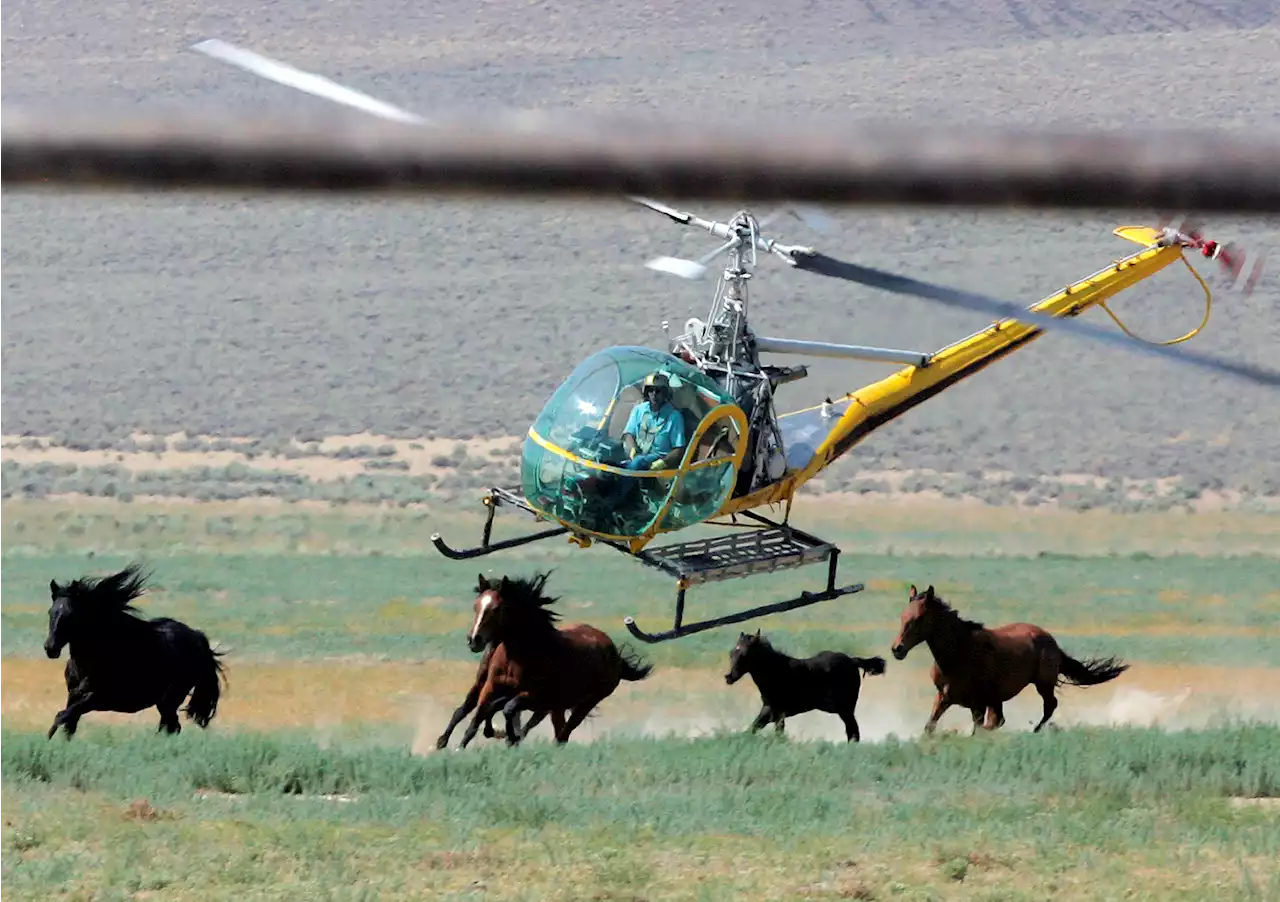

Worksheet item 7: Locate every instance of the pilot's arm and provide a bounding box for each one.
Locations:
[621,405,643,460]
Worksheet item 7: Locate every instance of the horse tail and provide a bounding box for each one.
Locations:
[617,643,655,682]
[1058,653,1128,688]
[186,641,228,729]
[853,656,887,677]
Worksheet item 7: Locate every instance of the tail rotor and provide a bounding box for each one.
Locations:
[1155,213,1267,297]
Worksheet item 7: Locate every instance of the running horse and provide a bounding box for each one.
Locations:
[44,563,226,739]
[435,640,561,749]
[462,571,654,745]
[891,584,1129,734]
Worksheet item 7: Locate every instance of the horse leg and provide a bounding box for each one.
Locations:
[437,686,484,749]
[923,691,951,735]
[459,688,506,748]
[839,710,861,743]
[486,704,532,739]
[47,689,95,740]
[1033,682,1059,732]
[521,710,549,736]
[156,685,188,735]
[984,703,1006,731]
[554,697,605,745]
[774,717,786,736]
[500,696,530,746]
[748,704,775,733]
[157,707,182,734]
[463,694,513,748]
[969,707,985,736]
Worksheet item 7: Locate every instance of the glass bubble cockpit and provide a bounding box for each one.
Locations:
[521,346,749,546]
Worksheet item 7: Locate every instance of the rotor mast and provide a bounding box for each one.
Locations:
[703,211,764,395]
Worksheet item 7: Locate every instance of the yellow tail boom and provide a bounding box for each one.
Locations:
[718,226,1186,514]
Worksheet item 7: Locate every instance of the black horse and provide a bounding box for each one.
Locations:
[44,563,226,739]
[725,630,886,742]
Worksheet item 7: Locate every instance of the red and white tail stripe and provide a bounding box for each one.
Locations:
[1153,214,1267,297]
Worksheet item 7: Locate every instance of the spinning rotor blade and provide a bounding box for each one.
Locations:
[788,249,1280,388]
[1156,215,1268,297]
[645,237,742,279]
[630,195,815,275]
[788,205,837,233]
[646,256,713,279]
[629,195,695,224]
[192,40,427,124]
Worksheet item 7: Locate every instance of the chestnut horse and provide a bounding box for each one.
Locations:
[464,571,654,745]
[891,584,1129,735]
[435,641,560,749]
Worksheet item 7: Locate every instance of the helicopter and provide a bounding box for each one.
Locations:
[191,40,1274,643]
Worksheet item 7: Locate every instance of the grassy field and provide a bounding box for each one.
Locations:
[4,725,1279,901]
[4,496,1279,899]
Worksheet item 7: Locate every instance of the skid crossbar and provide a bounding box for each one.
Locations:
[431,488,864,642]
[621,510,864,642]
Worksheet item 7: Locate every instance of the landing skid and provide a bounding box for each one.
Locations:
[431,489,864,642]
[430,488,570,560]
[621,512,864,643]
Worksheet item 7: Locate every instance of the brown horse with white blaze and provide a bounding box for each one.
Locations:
[891,584,1129,735]
[464,571,654,745]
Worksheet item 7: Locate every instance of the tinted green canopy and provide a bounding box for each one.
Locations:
[521,346,746,541]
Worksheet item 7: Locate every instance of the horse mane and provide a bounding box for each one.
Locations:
[499,571,561,629]
[927,593,985,632]
[64,563,151,618]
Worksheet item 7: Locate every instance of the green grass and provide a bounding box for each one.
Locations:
[6,547,1279,667]
[5,497,1280,899]
[3,725,1279,900]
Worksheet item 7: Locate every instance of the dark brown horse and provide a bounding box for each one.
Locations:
[891,584,1129,735]
[464,571,654,745]
[435,641,560,749]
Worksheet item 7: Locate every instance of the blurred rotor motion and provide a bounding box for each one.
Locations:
[630,196,1278,387]
[192,39,428,125]
[1156,213,1267,296]
[176,38,1280,391]
[3,40,1280,211]
[633,195,833,281]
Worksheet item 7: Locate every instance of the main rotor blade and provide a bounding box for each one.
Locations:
[628,195,694,224]
[192,39,427,124]
[789,250,1280,388]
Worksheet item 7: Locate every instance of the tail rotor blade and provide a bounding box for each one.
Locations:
[1223,243,1267,296]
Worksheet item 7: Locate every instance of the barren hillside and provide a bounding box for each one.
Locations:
[4,1,1278,492]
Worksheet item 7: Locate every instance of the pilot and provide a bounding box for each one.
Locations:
[621,372,687,471]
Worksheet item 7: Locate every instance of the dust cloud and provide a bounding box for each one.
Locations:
[411,666,1280,753]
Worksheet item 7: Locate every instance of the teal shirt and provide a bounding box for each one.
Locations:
[625,401,686,457]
